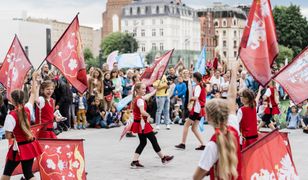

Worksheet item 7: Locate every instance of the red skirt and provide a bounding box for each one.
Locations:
[7,140,43,161]
[130,121,153,134]
[38,130,57,139]
[264,106,280,115]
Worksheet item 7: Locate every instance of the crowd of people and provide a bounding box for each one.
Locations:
[0,58,307,179]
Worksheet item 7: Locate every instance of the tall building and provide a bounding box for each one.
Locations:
[197,11,216,60]
[102,0,133,39]
[206,2,247,64]
[27,18,100,56]
[121,0,201,56]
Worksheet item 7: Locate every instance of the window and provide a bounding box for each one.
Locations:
[137,7,140,15]
[223,20,226,27]
[160,29,164,36]
[234,51,237,57]
[234,40,237,48]
[141,29,145,37]
[156,6,159,14]
[152,43,157,51]
[223,51,227,57]
[152,29,156,36]
[130,7,133,15]
[223,40,227,47]
[223,30,226,36]
[141,44,146,52]
[234,30,237,37]
[233,19,237,26]
[160,43,164,51]
[133,28,137,37]
[214,21,218,27]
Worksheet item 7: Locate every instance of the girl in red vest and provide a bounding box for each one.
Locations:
[130,82,174,168]
[2,76,43,179]
[238,87,262,149]
[175,72,206,150]
[258,81,280,130]
[35,80,57,139]
[193,63,241,180]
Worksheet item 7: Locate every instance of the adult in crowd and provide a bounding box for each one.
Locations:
[122,69,134,98]
[153,75,171,130]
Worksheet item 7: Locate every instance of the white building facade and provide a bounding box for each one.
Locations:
[121,0,201,55]
[208,3,247,64]
[0,19,50,69]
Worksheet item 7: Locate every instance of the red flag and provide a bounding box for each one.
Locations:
[0,35,32,101]
[141,49,174,87]
[273,47,308,104]
[239,0,279,86]
[241,130,298,179]
[45,15,88,93]
[38,139,86,180]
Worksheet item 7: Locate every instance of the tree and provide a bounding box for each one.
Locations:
[83,48,99,70]
[100,32,138,61]
[273,5,308,55]
[276,45,294,68]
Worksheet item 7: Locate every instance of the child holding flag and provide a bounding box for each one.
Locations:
[130,82,174,168]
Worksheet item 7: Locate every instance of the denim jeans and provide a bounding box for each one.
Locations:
[155,96,170,125]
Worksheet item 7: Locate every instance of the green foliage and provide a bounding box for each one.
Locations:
[100,32,138,60]
[83,48,99,71]
[276,45,294,67]
[273,4,308,55]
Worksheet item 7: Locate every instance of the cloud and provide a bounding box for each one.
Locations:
[301,7,308,18]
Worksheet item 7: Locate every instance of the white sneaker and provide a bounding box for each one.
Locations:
[156,126,160,130]
[166,125,171,130]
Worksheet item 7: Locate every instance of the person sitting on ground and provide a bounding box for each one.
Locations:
[172,104,182,124]
[287,105,300,129]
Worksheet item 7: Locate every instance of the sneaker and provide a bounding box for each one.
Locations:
[130,160,144,168]
[82,125,86,130]
[175,143,185,150]
[156,125,160,130]
[73,124,77,130]
[126,132,136,137]
[166,125,171,130]
[77,124,81,130]
[195,145,206,151]
[161,155,174,165]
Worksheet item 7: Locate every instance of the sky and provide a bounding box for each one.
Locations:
[0,0,307,29]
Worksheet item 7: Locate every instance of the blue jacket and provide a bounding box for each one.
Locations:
[173,82,187,98]
[75,96,88,110]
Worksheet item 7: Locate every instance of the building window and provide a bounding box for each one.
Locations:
[234,51,237,57]
[152,19,156,25]
[156,6,159,14]
[141,44,146,52]
[152,29,156,36]
[141,29,145,37]
[223,30,226,36]
[223,20,227,27]
[234,30,237,37]
[223,40,227,47]
[152,43,157,51]
[223,51,227,57]
[160,29,164,36]
[137,7,140,15]
[160,19,163,24]
[234,40,237,48]
[133,28,137,37]
[130,7,133,15]
[141,7,145,15]
[214,21,218,27]
[233,19,237,26]
[160,43,164,51]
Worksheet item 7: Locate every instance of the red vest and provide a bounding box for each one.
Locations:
[133,96,147,121]
[264,87,280,115]
[35,98,54,128]
[239,107,258,138]
[10,107,31,143]
[269,87,278,107]
[198,84,206,108]
[209,126,242,180]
